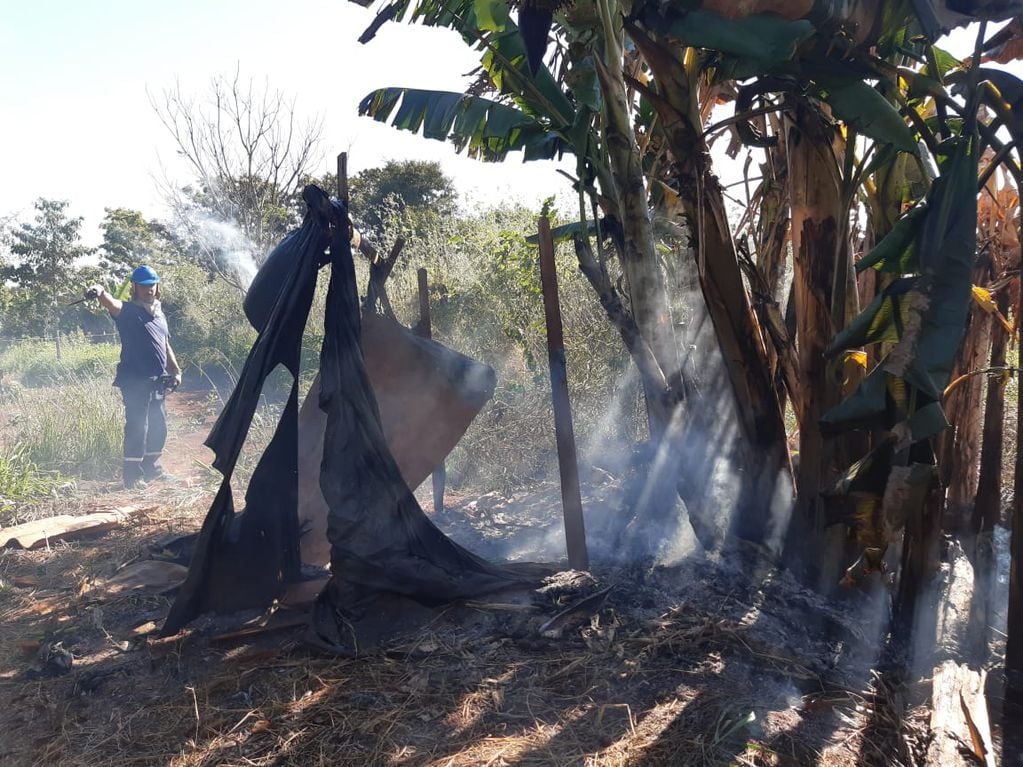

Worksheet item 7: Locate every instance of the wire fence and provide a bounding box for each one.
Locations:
[0,332,118,343]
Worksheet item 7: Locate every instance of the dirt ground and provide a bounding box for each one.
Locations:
[0,391,933,766]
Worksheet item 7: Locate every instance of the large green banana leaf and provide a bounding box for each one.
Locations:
[358,0,574,125]
[856,205,927,273]
[359,88,568,162]
[823,133,978,441]
[635,6,814,65]
[815,78,919,153]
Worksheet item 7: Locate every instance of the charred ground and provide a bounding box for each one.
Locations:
[0,394,938,767]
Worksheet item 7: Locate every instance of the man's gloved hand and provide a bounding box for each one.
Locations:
[172,372,182,389]
[85,285,104,300]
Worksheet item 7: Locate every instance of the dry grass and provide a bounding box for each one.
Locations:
[0,504,900,767]
[0,393,919,767]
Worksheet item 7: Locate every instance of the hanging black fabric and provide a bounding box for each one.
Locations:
[161,187,331,636]
[309,188,532,650]
[163,185,534,641]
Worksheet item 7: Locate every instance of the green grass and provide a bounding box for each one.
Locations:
[0,334,119,386]
[8,375,123,477]
[0,443,62,521]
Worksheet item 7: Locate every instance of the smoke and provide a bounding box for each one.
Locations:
[167,206,260,291]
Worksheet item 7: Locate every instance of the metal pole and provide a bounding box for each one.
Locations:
[537,217,589,570]
[416,267,447,514]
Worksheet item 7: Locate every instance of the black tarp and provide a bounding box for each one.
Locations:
[309,189,534,649]
[161,187,330,636]
[163,185,534,640]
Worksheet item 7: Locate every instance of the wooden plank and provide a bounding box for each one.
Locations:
[417,267,447,515]
[537,216,588,571]
[337,151,348,204]
[98,560,188,597]
[0,506,153,549]
[927,660,996,767]
[210,613,308,644]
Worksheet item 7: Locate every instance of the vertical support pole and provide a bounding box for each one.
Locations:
[417,268,432,338]
[537,217,589,571]
[1007,325,1023,699]
[337,152,349,205]
[416,267,447,514]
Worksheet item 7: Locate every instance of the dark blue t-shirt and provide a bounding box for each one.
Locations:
[113,301,169,386]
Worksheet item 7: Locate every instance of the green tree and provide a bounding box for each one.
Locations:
[351,0,1021,585]
[2,199,92,348]
[98,207,173,279]
[349,159,457,236]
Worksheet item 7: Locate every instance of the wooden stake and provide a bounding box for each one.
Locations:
[1007,321,1023,694]
[417,267,432,338]
[537,217,588,571]
[337,152,349,205]
[416,267,446,514]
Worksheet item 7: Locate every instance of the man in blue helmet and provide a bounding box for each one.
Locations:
[88,266,182,489]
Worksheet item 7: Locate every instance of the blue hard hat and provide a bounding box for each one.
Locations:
[131,265,160,285]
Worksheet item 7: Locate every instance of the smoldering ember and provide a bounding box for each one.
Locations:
[3,2,1023,766]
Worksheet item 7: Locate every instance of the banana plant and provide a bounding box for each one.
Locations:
[349,0,1021,579]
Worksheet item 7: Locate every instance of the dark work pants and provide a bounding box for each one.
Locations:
[119,378,166,484]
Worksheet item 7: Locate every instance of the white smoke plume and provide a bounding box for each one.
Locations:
[191,215,259,290]
[165,203,260,291]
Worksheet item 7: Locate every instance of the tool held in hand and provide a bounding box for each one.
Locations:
[156,374,180,397]
[65,287,100,307]
[65,286,100,308]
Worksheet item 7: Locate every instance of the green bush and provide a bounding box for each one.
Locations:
[0,444,61,521]
[9,375,123,476]
[368,202,646,491]
[156,260,257,376]
[0,333,119,386]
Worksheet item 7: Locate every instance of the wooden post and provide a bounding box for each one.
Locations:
[1007,325,1023,696]
[537,217,588,571]
[337,152,348,205]
[416,267,447,514]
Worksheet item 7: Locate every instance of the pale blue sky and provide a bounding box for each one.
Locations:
[0,4,1013,246]
[0,0,572,243]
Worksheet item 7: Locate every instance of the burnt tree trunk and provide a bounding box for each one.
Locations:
[973,289,1009,533]
[753,128,798,411]
[1007,313,1023,695]
[594,33,678,436]
[627,24,792,546]
[783,102,850,587]
[943,281,992,529]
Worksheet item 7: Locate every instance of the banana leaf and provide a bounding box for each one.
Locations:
[856,205,927,273]
[823,132,978,439]
[524,218,600,245]
[816,78,918,152]
[641,7,814,65]
[359,88,568,162]
[826,277,919,355]
[820,365,895,434]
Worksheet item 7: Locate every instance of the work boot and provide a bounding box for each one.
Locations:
[123,459,145,490]
[142,455,170,482]
[124,477,148,490]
